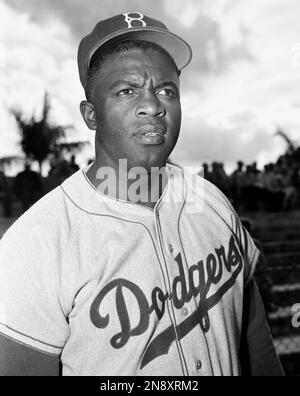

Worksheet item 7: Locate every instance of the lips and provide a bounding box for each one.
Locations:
[135,124,166,146]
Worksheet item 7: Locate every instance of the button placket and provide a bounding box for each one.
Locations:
[154,210,189,376]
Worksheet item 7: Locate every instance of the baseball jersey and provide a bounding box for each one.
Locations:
[0,164,260,376]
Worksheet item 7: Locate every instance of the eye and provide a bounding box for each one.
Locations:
[118,89,135,96]
[157,88,176,98]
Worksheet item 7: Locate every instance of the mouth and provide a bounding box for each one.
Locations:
[136,125,166,146]
[144,132,164,137]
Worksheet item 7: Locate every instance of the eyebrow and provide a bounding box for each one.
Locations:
[109,80,142,90]
[155,81,179,92]
[109,80,179,91]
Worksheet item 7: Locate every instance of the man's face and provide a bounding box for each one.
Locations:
[89,47,182,171]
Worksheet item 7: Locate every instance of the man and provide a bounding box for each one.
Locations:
[0,165,11,218]
[0,12,283,376]
[69,155,80,173]
[231,161,245,209]
[13,162,43,212]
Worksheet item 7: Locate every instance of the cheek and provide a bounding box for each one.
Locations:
[97,109,134,154]
[168,105,182,133]
[95,102,124,136]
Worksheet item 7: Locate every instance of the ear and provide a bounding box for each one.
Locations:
[80,100,97,131]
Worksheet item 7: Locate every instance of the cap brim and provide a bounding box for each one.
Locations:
[87,27,192,78]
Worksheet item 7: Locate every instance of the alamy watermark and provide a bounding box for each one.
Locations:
[291,304,300,328]
[92,160,205,215]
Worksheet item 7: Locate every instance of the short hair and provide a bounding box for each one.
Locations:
[85,40,181,102]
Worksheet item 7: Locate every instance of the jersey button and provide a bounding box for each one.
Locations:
[168,244,174,254]
[196,360,202,371]
[181,307,189,317]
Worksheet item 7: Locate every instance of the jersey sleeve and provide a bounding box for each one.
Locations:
[240,279,285,376]
[0,220,70,356]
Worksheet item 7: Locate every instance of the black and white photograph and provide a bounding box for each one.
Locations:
[0,0,299,378]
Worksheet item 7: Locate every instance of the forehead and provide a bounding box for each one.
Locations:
[98,48,180,83]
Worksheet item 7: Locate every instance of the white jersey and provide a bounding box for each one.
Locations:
[0,165,259,376]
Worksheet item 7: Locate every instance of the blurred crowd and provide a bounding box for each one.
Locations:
[203,155,300,212]
[0,154,88,217]
[1,152,300,217]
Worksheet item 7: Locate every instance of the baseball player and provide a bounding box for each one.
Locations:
[0,12,283,376]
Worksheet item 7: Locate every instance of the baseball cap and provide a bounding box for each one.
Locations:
[78,12,192,89]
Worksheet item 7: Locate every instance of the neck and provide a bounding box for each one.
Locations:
[86,157,168,209]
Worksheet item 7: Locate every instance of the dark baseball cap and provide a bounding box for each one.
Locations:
[78,12,193,89]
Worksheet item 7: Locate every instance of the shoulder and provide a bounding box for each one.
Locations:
[2,188,62,239]
[1,171,83,247]
[181,166,235,215]
[181,167,261,282]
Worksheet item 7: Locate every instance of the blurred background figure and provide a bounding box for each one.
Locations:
[231,161,246,210]
[202,162,213,183]
[13,162,43,212]
[280,163,298,210]
[260,164,284,211]
[69,155,80,173]
[240,165,257,211]
[210,162,231,198]
[46,152,76,192]
[0,165,12,218]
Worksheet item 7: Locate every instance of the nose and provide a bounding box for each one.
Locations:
[136,91,166,118]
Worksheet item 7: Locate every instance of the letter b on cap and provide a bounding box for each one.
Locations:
[123,13,147,28]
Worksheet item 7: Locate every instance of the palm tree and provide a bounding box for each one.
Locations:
[274,128,300,166]
[0,155,25,170]
[12,93,89,174]
[275,128,296,154]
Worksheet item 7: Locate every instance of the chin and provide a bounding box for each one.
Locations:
[142,157,168,172]
[126,145,174,172]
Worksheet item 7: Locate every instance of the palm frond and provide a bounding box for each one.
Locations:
[0,155,25,167]
[10,92,85,173]
[274,128,296,153]
[55,140,90,154]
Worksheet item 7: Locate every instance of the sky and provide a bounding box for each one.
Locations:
[0,0,300,173]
